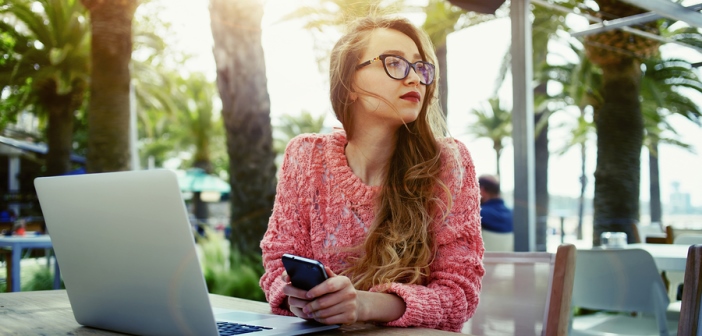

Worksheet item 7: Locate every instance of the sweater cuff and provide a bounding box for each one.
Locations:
[369,282,441,329]
[267,278,295,316]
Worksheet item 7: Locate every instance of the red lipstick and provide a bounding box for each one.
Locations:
[400,91,421,103]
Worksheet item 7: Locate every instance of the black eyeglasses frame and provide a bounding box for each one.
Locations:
[355,54,435,85]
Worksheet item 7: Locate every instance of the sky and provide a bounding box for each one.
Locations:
[147,0,702,208]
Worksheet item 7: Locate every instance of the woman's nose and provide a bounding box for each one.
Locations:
[405,66,421,85]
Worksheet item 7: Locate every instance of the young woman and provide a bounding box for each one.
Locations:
[259,16,484,332]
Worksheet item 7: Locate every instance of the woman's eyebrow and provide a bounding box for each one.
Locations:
[382,50,423,61]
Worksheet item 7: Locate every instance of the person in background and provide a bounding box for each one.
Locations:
[0,208,17,222]
[259,16,484,332]
[478,175,514,251]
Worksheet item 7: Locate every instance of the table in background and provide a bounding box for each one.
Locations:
[0,235,60,292]
[0,290,458,335]
[625,243,690,272]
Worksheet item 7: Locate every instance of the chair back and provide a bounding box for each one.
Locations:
[678,244,702,336]
[481,230,514,252]
[572,249,671,334]
[463,244,575,336]
[674,234,702,246]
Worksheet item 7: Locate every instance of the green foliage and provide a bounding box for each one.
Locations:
[421,0,495,47]
[132,1,228,175]
[467,97,512,147]
[199,227,265,301]
[641,57,702,154]
[273,111,326,155]
[467,97,512,177]
[0,0,90,110]
[20,264,63,291]
[0,262,63,292]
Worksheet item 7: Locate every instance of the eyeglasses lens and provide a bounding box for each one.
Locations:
[382,56,433,85]
[383,56,408,80]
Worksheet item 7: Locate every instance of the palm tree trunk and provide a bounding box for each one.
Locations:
[436,43,448,117]
[494,143,502,179]
[649,139,662,224]
[577,135,587,240]
[42,80,84,177]
[45,98,75,177]
[81,0,138,173]
[192,160,213,222]
[210,0,277,257]
[534,83,549,252]
[593,59,643,245]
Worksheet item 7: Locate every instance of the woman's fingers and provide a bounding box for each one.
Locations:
[306,273,350,299]
[302,276,359,325]
[287,297,313,320]
[286,271,361,325]
[282,283,309,299]
[287,296,311,309]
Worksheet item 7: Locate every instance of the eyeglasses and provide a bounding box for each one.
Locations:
[355,54,435,85]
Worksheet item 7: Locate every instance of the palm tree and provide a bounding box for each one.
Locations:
[0,0,90,176]
[539,41,603,239]
[466,97,512,178]
[80,0,139,173]
[492,2,571,250]
[210,0,276,257]
[640,57,702,224]
[172,73,223,221]
[582,0,663,245]
[546,37,702,243]
[422,0,496,115]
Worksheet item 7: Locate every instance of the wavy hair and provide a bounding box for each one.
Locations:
[329,16,453,291]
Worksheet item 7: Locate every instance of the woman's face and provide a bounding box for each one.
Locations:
[351,28,427,128]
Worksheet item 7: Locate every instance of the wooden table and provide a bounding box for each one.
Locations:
[0,235,60,292]
[0,290,458,335]
[625,243,690,272]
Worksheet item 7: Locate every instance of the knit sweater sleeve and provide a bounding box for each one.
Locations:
[369,140,485,332]
[259,135,315,316]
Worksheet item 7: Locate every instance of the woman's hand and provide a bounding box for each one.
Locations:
[282,267,364,325]
[280,271,314,320]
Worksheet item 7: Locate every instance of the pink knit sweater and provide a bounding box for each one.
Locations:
[259,131,484,332]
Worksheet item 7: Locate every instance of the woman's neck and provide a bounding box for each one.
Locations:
[345,128,397,187]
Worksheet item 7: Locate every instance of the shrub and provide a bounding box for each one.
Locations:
[199,228,266,302]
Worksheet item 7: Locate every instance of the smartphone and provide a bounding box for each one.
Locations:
[281,254,328,291]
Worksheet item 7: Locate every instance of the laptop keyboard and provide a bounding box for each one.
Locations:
[217,321,273,335]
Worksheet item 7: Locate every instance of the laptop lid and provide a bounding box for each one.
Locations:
[34,169,338,336]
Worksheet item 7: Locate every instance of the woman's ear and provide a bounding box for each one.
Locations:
[349,91,358,102]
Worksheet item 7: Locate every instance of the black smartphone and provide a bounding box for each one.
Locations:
[281,254,328,291]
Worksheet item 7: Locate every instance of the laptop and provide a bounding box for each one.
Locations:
[34,169,339,336]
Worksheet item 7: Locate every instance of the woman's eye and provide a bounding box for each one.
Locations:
[387,60,402,68]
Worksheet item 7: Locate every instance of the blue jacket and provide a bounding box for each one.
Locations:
[480,198,513,233]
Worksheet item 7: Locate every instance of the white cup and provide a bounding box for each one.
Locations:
[601,232,628,248]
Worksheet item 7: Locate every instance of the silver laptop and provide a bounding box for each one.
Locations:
[34,169,339,336]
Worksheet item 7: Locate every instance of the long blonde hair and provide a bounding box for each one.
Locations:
[329,16,452,291]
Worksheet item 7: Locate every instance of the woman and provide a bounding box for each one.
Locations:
[259,16,484,332]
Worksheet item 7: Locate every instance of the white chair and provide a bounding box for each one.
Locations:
[678,244,702,336]
[570,248,679,336]
[481,229,514,252]
[463,244,575,336]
